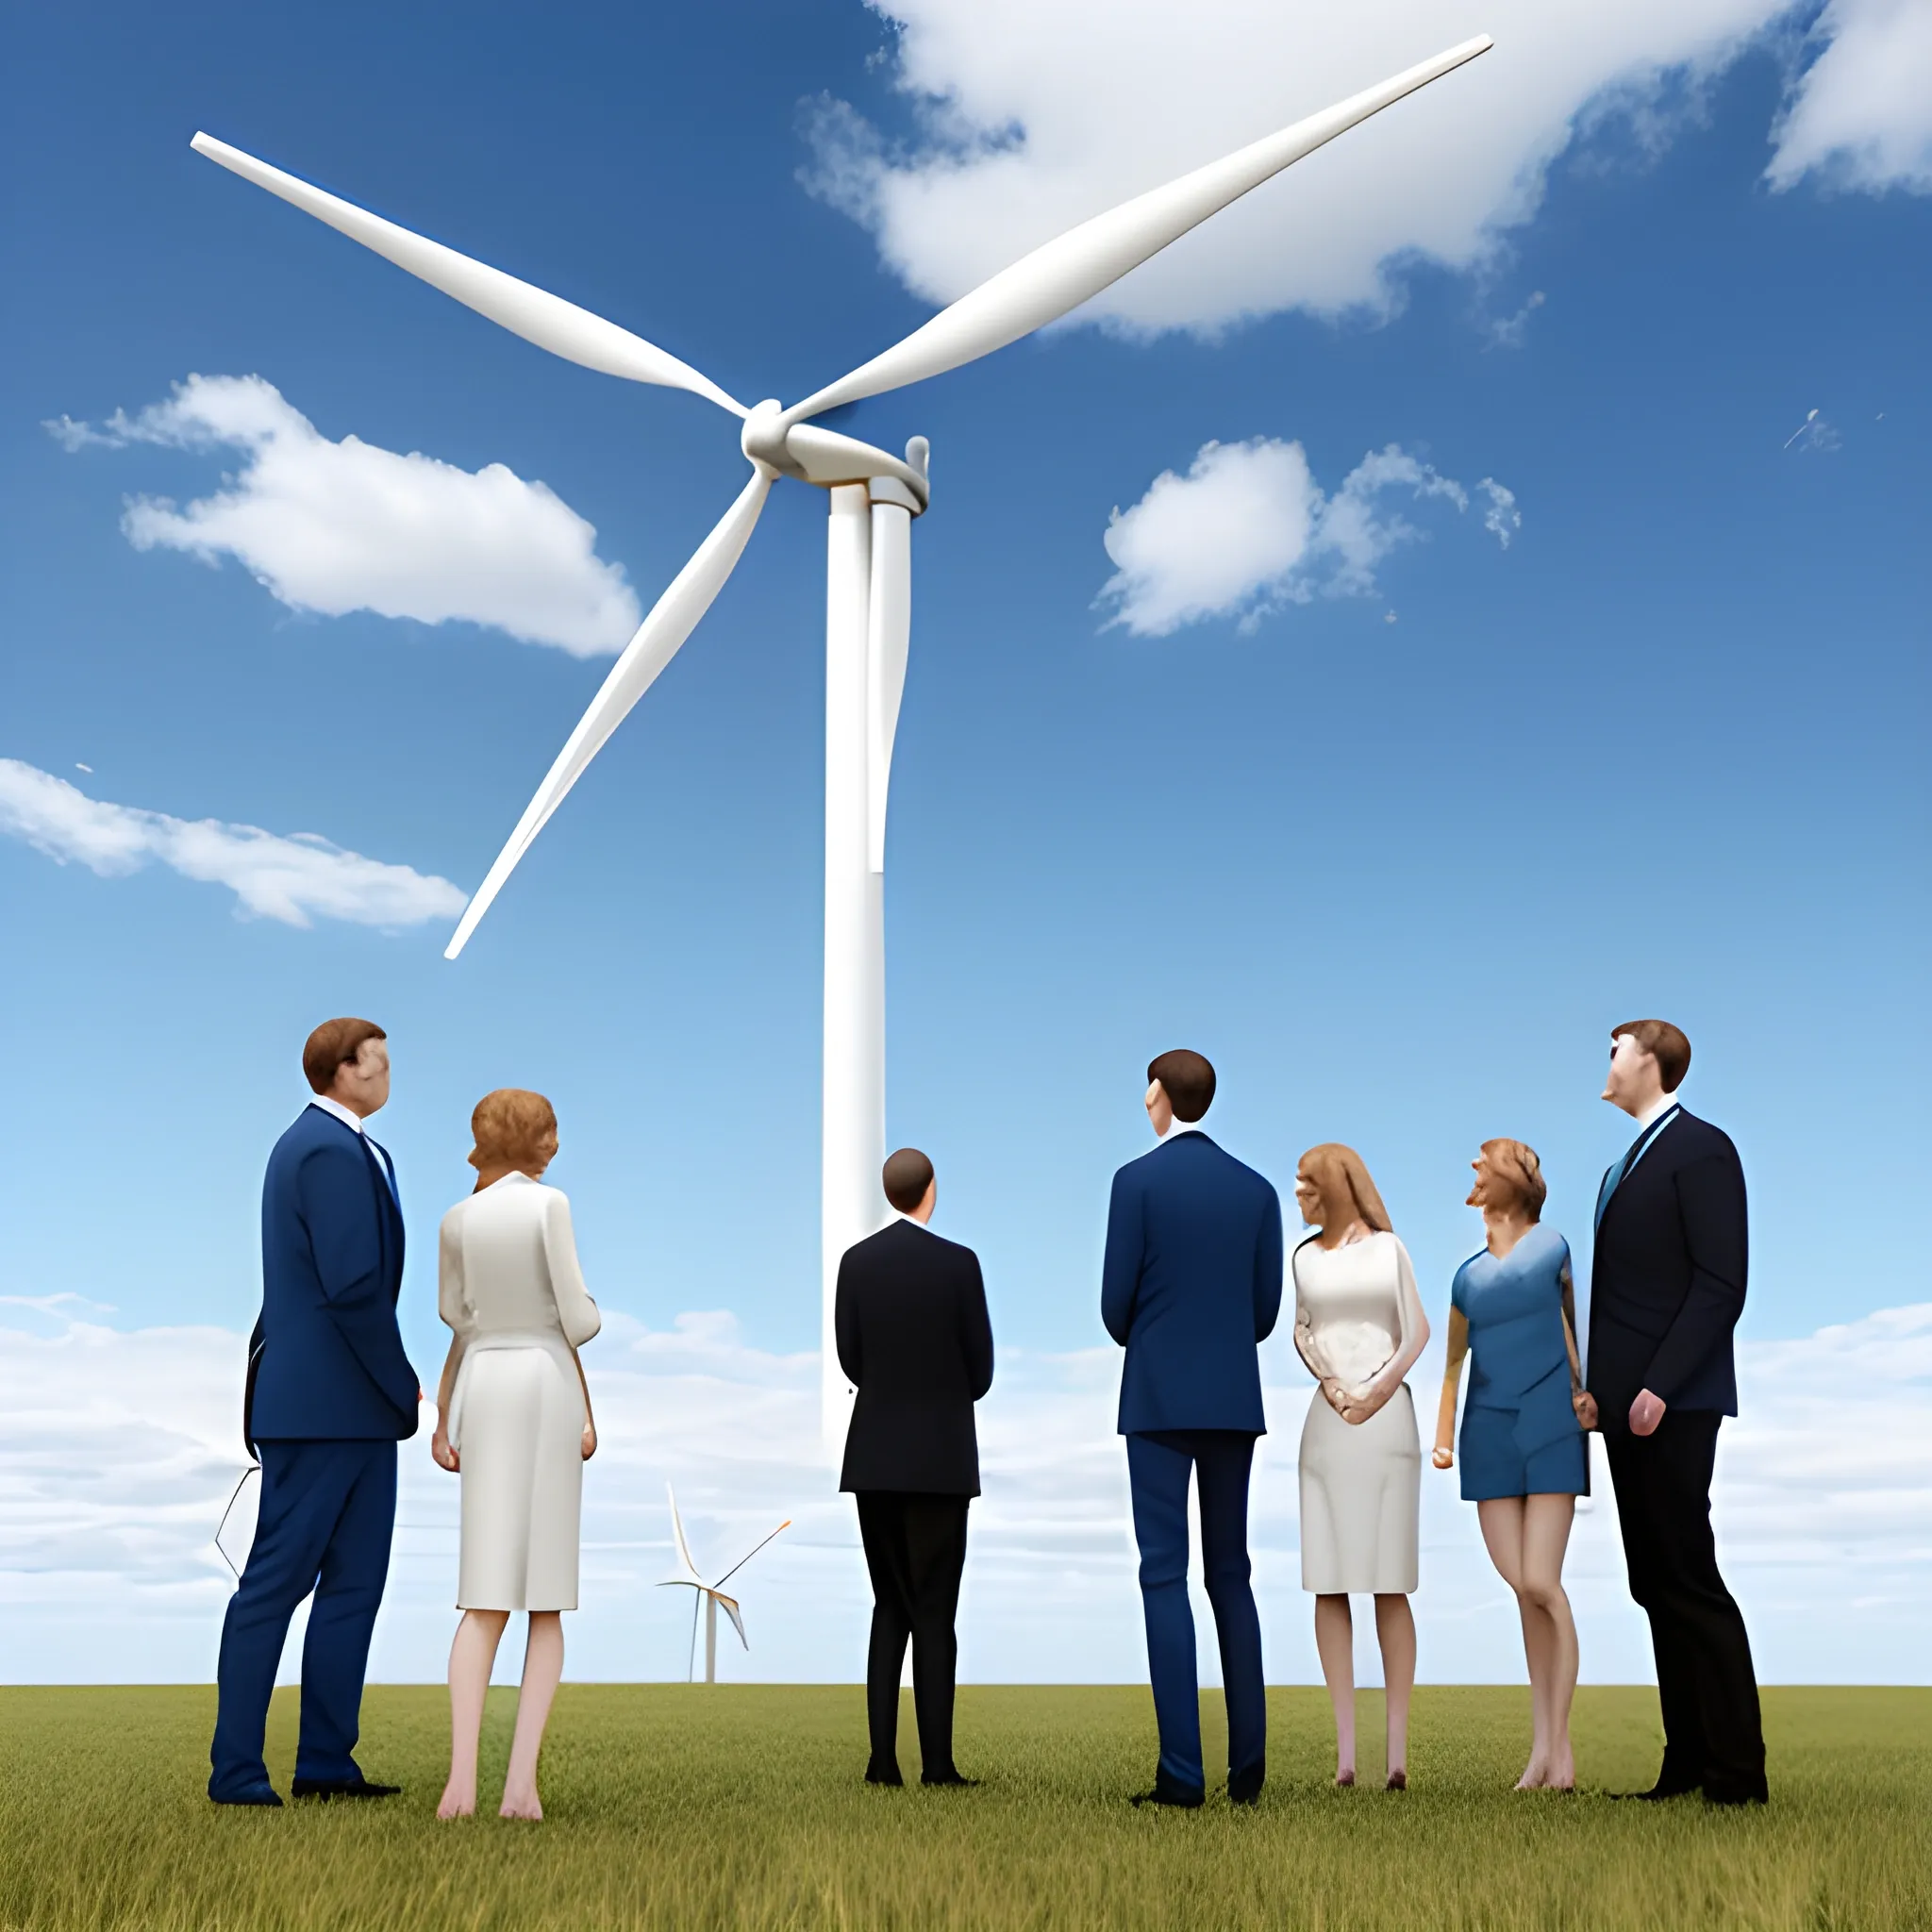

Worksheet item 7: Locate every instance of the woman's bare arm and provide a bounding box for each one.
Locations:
[1561,1263,1598,1427]
[1433,1306,1469,1465]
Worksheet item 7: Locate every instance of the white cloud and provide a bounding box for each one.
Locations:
[5,1294,1925,1687]
[806,0,1928,341]
[1096,438,1513,637]
[47,375,640,657]
[0,758,468,930]
[1767,0,1932,193]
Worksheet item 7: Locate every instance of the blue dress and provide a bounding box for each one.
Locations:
[1450,1223,1588,1502]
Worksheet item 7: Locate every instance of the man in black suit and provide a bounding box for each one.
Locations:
[1587,1018,1766,1805]
[836,1146,994,1788]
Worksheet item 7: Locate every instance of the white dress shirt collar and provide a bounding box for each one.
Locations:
[309,1094,367,1136]
[1638,1091,1681,1132]
[1160,1113,1211,1142]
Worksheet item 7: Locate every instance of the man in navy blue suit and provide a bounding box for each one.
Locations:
[1102,1049,1284,1808]
[208,1017,420,1807]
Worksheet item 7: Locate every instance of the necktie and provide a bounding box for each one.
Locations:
[1594,1108,1676,1232]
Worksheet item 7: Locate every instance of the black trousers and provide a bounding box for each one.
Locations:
[854,1491,971,1779]
[1605,1411,1766,1798]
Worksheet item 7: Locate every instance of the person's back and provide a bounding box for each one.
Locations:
[1101,1049,1283,1811]
[839,1218,992,1496]
[836,1148,993,1789]
[1103,1130,1281,1435]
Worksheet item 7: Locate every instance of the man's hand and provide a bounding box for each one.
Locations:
[1628,1388,1666,1437]
[1574,1390,1600,1431]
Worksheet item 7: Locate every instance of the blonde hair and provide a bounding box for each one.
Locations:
[1479,1138,1547,1219]
[468,1088,558,1178]
[1298,1142,1392,1234]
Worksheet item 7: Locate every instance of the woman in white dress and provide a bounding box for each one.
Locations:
[429,1089,600,1822]
[1291,1143,1429,1790]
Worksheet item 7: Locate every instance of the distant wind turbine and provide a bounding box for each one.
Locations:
[188,34,1492,1441]
[658,1485,790,1685]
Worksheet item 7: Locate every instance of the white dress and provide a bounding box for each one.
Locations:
[439,1174,601,1611]
[1293,1230,1425,1595]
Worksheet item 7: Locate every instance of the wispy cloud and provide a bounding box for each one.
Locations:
[1486,289,1547,350]
[0,758,468,930]
[805,0,1929,341]
[45,375,641,657]
[1096,439,1517,639]
[1767,0,1932,195]
[6,1296,1924,1686]
[1782,406,1842,452]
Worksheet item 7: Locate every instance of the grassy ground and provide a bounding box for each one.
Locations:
[1,1684,1926,1930]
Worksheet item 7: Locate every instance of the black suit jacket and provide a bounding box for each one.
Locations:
[836,1219,994,1496]
[1587,1108,1747,1424]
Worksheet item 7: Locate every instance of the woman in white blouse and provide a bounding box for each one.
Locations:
[1291,1143,1429,1790]
[430,1089,600,1821]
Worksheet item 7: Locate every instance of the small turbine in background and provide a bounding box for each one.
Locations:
[658,1485,790,1685]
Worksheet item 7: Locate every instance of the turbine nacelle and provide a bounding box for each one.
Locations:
[741,400,931,509]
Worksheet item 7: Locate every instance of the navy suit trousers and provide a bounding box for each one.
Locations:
[1125,1430,1265,1797]
[209,1439,397,1799]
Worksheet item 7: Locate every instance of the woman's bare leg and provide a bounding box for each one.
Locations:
[1313,1594,1357,1783]
[439,1609,509,1820]
[501,1612,564,1820]
[1374,1594,1416,1786]
[1519,1496,1579,1790]
[1478,1497,1551,1786]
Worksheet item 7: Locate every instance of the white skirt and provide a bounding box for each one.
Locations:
[450,1341,585,1612]
[1298,1382,1420,1595]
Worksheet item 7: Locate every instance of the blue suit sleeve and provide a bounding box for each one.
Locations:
[1253,1184,1284,1341]
[1644,1149,1748,1404]
[1100,1168,1143,1346]
[298,1140,417,1419]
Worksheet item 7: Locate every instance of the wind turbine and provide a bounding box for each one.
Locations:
[189,34,1491,1441]
[658,1485,791,1685]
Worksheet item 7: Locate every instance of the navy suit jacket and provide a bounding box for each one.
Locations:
[1101,1131,1284,1435]
[248,1105,419,1443]
[1586,1108,1747,1424]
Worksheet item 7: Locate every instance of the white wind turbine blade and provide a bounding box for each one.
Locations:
[191,133,746,417]
[445,465,774,958]
[712,1519,792,1591]
[786,36,1491,424]
[710,1591,748,1650]
[664,1484,705,1583]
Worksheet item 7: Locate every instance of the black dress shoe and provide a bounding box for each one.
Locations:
[1130,1774,1205,1809]
[921,1770,981,1788]
[1227,1767,1265,1807]
[290,1776,401,1801]
[1610,1779,1701,1801]
[1705,1783,1769,1807]
[210,1784,283,1807]
[864,1765,904,1787]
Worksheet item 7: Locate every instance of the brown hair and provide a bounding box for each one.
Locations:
[468,1089,558,1177]
[1479,1139,1547,1220]
[883,1147,935,1214]
[303,1017,386,1096]
[1298,1142,1393,1234]
[1148,1049,1215,1124]
[1612,1019,1691,1093]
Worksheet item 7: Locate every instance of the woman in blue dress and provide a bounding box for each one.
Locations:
[1432,1139,1597,1790]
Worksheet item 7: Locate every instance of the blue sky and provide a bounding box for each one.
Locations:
[3,0,1928,1685]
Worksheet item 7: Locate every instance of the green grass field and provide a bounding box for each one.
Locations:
[2,1684,1926,1930]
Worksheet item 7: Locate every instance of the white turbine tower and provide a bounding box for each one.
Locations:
[190,35,1491,1441]
[658,1486,791,1685]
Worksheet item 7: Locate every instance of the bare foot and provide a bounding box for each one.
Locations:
[1385,1769,1407,1791]
[499,1787,544,1822]
[1516,1757,1548,1790]
[1335,1768,1356,1788]
[437,1784,475,1820]
[1545,1745,1575,1791]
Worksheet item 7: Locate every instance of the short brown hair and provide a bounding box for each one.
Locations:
[1612,1019,1691,1093]
[1479,1139,1547,1220]
[303,1017,386,1095]
[1148,1049,1215,1123]
[468,1089,558,1173]
[883,1147,935,1214]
